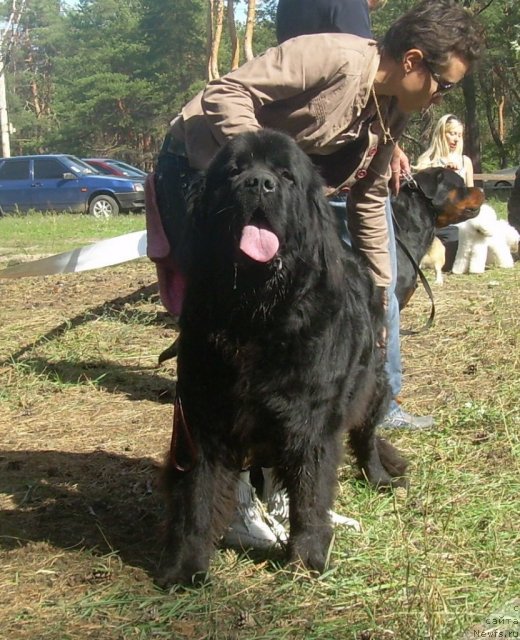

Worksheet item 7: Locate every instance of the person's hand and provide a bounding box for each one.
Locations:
[324,185,338,197]
[445,161,461,171]
[389,145,411,196]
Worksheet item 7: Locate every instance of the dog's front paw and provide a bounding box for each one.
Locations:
[288,528,333,576]
[157,563,210,590]
[157,548,212,589]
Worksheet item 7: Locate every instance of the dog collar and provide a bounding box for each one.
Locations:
[400,172,419,192]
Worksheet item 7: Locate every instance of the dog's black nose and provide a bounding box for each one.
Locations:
[244,172,276,193]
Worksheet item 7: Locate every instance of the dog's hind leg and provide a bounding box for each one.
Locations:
[374,436,408,484]
[346,371,407,488]
[349,425,407,489]
[349,426,392,486]
[487,235,514,268]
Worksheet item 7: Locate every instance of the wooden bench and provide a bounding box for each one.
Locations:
[474,173,515,182]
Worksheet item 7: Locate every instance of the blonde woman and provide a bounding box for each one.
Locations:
[416,114,475,269]
[416,113,474,186]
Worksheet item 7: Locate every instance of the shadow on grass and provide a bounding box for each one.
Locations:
[9,356,178,404]
[3,283,176,363]
[2,282,179,404]
[0,449,165,574]
[0,449,287,581]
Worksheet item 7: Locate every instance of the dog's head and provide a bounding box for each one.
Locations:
[194,130,336,278]
[412,168,484,227]
[461,202,497,237]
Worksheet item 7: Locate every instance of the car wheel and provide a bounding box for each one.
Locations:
[89,195,119,218]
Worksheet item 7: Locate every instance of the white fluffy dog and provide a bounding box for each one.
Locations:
[452,203,519,274]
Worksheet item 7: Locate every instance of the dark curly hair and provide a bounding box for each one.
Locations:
[381,0,482,70]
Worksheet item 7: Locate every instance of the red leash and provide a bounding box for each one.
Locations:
[169,394,198,472]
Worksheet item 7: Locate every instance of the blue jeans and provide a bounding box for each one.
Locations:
[329,197,401,413]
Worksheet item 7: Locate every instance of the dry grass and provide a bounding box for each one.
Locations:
[0,232,519,639]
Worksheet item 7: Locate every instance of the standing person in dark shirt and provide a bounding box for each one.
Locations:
[276,0,384,43]
[275,0,433,433]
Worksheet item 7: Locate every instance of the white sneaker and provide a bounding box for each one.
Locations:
[265,482,290,524]
[263,467,289,525]
[262,467,361,532]
[223,471,288,551]
[328,511,362,531]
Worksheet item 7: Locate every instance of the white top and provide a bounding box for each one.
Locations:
[437,153,473,186]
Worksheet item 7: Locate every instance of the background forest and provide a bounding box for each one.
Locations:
[0,0,518,172]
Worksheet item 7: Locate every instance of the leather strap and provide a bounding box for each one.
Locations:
[393,217,435,335]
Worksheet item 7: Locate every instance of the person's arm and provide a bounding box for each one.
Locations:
[347,105,408,288]
[463,154,474,187]
[347,143,394,288]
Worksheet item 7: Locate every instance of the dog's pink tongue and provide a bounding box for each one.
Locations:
[239,225,279,262]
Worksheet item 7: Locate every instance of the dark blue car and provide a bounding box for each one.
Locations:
[0,154,145,218]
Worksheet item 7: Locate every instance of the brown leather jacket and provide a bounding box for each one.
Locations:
[170,33,408,286]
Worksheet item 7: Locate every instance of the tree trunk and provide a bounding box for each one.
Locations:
[462,74,482,178]
[493,64,520,106]
[478,70,507,168]
[207,0,225,81]
[206,0,213,80]
[1,0,27,157]
[498,96,505,142]
[227,0,240,70]
[244,0,256,62]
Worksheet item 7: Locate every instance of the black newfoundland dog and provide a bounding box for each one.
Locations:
[160,130,407,586]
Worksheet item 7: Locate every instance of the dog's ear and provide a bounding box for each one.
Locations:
[414,169,441,200]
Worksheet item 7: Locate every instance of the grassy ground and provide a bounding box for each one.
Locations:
[0,212,146,259]
[0,212,518,640]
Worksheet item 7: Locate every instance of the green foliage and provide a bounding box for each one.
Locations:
[139,0,207,115]
[2,0,208,163]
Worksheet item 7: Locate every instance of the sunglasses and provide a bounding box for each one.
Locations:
[422,59,458,95]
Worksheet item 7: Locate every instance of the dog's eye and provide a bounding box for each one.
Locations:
[228,166,241,177]
[280,169,295,183]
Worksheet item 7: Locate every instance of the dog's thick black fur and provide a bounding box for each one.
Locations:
[160,130,407,586]
[392,168,484,309]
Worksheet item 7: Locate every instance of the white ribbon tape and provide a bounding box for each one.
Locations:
[0,230,148,279]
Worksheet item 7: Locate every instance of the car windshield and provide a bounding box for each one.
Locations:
[63,155,100,175]
[107,160,147,177]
